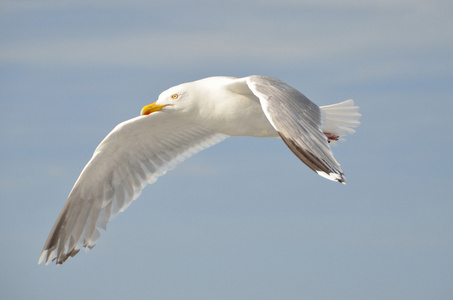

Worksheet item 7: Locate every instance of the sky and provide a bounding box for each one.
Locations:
[1,0,453,299]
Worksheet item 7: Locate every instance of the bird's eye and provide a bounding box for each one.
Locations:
[171,94,179,100]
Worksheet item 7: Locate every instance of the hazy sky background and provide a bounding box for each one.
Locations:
[1,1,452,299]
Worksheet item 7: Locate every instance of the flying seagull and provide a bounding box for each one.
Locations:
[39,75,361,265]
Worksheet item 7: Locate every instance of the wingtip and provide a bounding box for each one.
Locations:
[316,170,346,184]
[38,251,48,265]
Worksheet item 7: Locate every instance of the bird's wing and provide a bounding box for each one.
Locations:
[39,113,228,265]
[245,75,345,183]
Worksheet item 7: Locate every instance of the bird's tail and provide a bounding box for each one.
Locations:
[320,99,361,144]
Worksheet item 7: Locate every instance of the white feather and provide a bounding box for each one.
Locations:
[39,113,227,265]
[320,99,361,144]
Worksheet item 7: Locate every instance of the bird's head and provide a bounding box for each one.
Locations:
[141,83,194,116]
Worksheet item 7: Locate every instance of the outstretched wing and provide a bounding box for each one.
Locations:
[39,113,228,265]
[246,75,345,183]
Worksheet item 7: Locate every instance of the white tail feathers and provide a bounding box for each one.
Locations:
[320,99,361,144]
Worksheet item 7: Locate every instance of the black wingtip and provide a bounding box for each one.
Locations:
[278,132,344,182]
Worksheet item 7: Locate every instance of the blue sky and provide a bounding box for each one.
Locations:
[1,1,452,299]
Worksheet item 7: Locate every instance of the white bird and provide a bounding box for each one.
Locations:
[39,75,361,265]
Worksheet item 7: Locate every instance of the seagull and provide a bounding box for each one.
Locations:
[39,75,361,265]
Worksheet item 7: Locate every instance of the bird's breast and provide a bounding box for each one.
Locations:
[183,92,278,137]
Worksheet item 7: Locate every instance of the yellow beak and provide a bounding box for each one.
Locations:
[141,102,167,115]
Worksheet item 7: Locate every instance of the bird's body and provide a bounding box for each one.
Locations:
[158,76,278,137]
[39,75,361,265]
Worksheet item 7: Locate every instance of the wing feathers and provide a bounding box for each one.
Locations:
[39,113,227,265]
[246,75,346,182]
